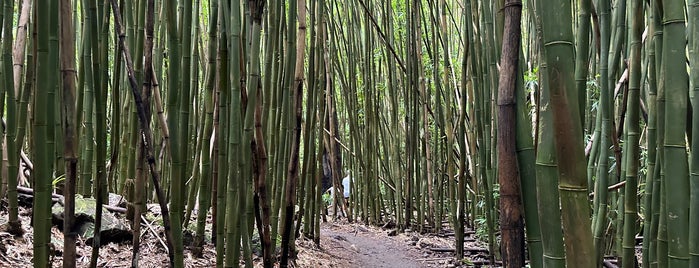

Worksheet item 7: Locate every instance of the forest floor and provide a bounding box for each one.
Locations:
[0,199,492,267]
[298,221,464,268]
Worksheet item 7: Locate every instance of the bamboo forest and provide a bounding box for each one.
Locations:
[0,0,698,267]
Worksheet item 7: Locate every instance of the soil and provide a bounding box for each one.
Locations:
[1,200,490,267]
[295,221,478,268]
[316,223,425,268]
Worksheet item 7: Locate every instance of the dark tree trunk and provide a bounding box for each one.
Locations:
[496,0,525,267]
[322,150,333,192]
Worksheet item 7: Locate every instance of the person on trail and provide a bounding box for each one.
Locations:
[325,171,352,208]
[341,173,351,199]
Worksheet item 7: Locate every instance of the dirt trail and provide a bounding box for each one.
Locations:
[320,223,426,268]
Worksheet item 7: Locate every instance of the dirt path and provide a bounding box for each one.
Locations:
[319,223,427,268]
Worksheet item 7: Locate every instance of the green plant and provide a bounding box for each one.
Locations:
[52,174,66,188]
[322,192,332,207]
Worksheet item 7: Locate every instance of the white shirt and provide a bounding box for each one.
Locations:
[342,175,351,198]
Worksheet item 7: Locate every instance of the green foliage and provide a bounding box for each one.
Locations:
[588,74,602,113]
[322,192,332,207]
[474,216,488,242]
[524,67,538,89]
[52,174,66,188]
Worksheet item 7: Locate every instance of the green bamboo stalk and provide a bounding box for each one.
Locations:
[32,0,54,266]
[426,0,442,232]
[593,0,612,263]
[246,2,273,268]
[613,0,631,258]
[47,0,59,189]
[536,0,595,266]
[192,0,217,255]
[641,5,659,267]
[183,1,202,230]
[178,0,194,230]
[607,0,627,96]
[3,0,23,236]
[128,0,146,211]
[403,0,415,229]
[271,1,293,244]
[80,0,97,198]
[276,0,298,247]
[530,0,566,265]
[515,46,543,268]
[534,69,567,268]
[0,0,5,201]
[13,2,33,228]
[689,0,699,265]
[280,1,307,265]
[478,2,497,260]
[164,0,185,266]
[653,1,668,265]
[5,0,31,237]
[108,26,122,198]
[364,2,380,225]
[130,0,155,265]
[89,1,109,265]
[384,0,403,230]
[452,1,473,259]
[437,0,453,236]
[59,0,78,265]
[574,0,591,127]
[301,0,320,240]
[260,2,277,225]
[458,40,471,266]
[264,0,284,241]
[222,0,245,264]
[213,5,229,263]
[314,13,328,241]
[242,1,258,266]
[419,8,436,228]
[621,1,643,266]
[0,0,4,130]
[661,0,690,266]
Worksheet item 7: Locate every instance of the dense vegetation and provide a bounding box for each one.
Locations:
[0,0,697,267]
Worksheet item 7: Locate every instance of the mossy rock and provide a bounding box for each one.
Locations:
[52,196,132,246]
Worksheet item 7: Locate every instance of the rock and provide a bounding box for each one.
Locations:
[108,193,127,208]
[51,196,132,246]
[147,203,161,215]
[17,193,34,207]
[417,238,433,249]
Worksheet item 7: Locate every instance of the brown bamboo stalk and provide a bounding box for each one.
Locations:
[108,1,175,266]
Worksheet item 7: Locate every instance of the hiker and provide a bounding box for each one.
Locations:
[325,171,352,207]
[341,173,351,199]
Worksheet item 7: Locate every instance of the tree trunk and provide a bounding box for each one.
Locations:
[496,0,525,266]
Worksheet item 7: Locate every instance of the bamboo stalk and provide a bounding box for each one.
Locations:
[108,1,176,266]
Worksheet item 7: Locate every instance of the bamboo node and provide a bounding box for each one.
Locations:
[557,185,587,192]
[503,2,522,8]
[543,40,574,47]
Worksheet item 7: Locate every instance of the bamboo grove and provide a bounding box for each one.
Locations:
[0,0,697,267]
